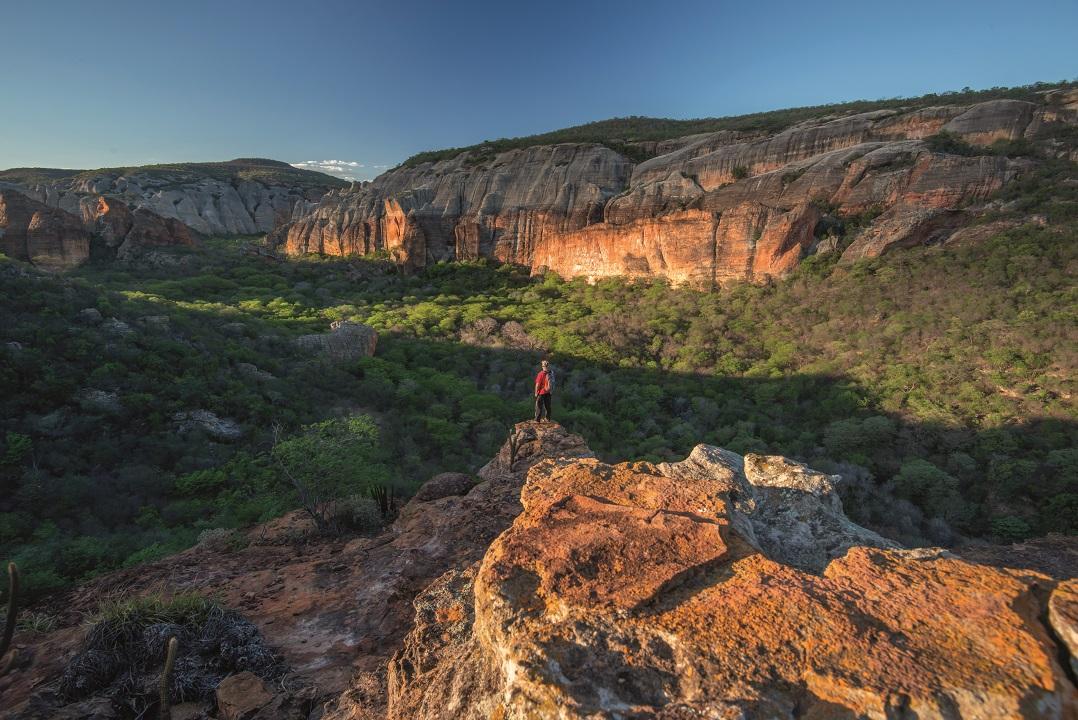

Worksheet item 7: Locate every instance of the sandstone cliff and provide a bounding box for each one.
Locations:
[2,159,343,238]
[4,424,1075,718]
[0,190,91,271]
[0,189,195,270]
[278,96,1077,285]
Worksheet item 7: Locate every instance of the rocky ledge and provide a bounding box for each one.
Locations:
[387,428,1077,719]
[3,424,1075,719]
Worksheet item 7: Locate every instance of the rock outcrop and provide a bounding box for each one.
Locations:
[0,190,91,271]
[295,320,378,362]
[8,160,340,237]
[386,432,1077,719]
[0,188,194,270]
[4,424,1075,719]
[278,98,1076,285]
[78,195,196,260]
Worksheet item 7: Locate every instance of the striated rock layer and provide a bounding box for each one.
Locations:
[279,98,1076,286]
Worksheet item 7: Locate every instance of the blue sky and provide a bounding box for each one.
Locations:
[2,0,1075,180]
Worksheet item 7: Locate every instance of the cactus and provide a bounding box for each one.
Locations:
[159,635,178,720]
[507,427,520,471]
[366,482,392,518]
[0,562,19,676]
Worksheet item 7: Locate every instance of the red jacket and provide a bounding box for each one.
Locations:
[535,370,551,396]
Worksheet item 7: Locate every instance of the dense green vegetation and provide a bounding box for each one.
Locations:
[1,160,1076,600]
[0,158,346,190]
[401,80,1076,167]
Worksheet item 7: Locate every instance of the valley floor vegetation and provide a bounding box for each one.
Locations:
[1,174,1075,600]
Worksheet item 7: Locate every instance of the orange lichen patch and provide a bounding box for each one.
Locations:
[434,604,467,625]
[483,494,733,613]
[474,454,1077,718]
[520,458,735,519]
[633,547,1072,717]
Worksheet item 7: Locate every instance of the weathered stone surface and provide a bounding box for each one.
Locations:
[75,388,122,415]
[391,441,1077,719]
[277,98,1071,285]
[100,318,134,336]
[139,314,171,331]
[77,308,103,324]
[0,422,593,717]
[0,190,91,271]
[15,172,329,237]
[215,671,273,720]
[173,410,242,441]
[1049,579,1078,676]
[941,99,1038,145]
[5,425,1075,719]
[413,472,474,502]
[659,446,899,572]
[78,195,196,260]
[295,320,377,362]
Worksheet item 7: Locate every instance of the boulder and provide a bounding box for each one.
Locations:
[221,322,250,337]
[100,318,134,337]
[170,702,211,720]
[0,190,91,271]
[295,321,377,362]
[140,315,170,331]
[77,308,103,325]
[236,362,276,382]
[412,472,474,503]
[75,388,122,415]
[173,410,242,441]
[386,439,1077,719]
[215,671,274,720]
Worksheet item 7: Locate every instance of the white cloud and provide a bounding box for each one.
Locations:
[291,159,386,181]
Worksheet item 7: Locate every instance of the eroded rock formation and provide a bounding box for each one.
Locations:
[78,195,196,261]
[279,98,1076,285]
[386,430,1078,719]
[295,320,379,362]
[13,168,329,237]
[0,190,91,271]
[0,189,195,270]
[3,424,1075,719]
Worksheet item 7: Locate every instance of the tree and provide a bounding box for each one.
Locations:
[271,416,391,532]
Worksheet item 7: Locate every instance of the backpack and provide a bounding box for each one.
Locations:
[546,368,555,392]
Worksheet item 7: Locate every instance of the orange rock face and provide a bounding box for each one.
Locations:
[279,98,1076,285]
[391,438,1077,719]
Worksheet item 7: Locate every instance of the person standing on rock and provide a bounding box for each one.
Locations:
[534,359,554,422]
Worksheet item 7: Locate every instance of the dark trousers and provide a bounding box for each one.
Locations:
[534,393,552,421]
